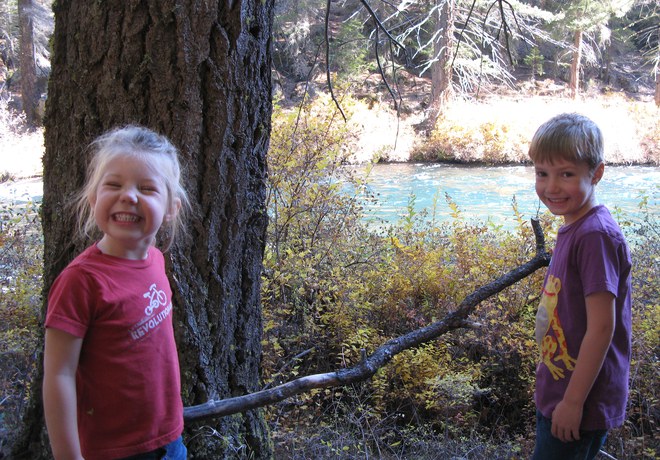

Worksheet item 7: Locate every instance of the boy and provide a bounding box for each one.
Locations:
[528,113,632,460]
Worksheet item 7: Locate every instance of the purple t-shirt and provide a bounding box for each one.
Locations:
[534,205,632,430]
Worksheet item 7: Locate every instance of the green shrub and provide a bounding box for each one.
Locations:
[0,201,43,449]
[412,102,530,164]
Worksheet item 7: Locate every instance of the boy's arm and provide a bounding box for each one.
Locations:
[43,327,85,460]
[551,291,615,443]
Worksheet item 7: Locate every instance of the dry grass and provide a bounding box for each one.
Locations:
[412,93,660,165]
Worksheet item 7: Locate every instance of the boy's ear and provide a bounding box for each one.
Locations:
[592,162,605,184]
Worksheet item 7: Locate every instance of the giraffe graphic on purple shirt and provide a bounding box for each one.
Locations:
[535,275,577,380]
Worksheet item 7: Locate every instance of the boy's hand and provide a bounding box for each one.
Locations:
[551,399,583,442]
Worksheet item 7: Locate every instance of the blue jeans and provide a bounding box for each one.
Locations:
[119,436,187,460]
[532,411,607,460]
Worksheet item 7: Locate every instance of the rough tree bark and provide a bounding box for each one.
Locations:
[12,1,273,458]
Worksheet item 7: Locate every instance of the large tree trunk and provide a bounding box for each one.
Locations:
[569,29,582,99]
[12,1,273,458]
[18,0,38,125]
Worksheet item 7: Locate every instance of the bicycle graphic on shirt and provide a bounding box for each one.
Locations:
[143,283,167,316]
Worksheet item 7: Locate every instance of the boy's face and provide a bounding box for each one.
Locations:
[534,157,604,225]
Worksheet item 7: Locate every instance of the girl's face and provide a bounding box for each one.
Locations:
[534,157,604,226]
[90,154,178,259]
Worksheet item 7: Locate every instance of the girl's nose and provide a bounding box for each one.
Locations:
[120,187,138,203]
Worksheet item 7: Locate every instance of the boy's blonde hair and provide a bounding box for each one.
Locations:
[75,125,191,250]
[528,113,604,171]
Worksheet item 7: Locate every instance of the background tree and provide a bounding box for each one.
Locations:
[17,0,36,124]
[426,0,455,129]
[624,0,660,106]
[0,0,18,89]
[543,0,631,99]
[2,0,50,123]
[13,1,274,458]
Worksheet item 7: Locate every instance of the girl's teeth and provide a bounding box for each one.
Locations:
[115,214,139,222]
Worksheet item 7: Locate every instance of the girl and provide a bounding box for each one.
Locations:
[43,126,191,460]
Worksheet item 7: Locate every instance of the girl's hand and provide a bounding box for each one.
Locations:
[551,399,583,442]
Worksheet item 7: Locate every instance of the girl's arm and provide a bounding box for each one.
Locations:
[43,328,84,460]
[551,291,615,442]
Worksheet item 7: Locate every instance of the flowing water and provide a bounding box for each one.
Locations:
[351,164,660,228]
[2,165,658,230]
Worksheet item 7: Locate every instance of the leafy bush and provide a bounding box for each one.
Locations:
[411,101,530,164]
[263,94,378,380]
[0,201,43,452]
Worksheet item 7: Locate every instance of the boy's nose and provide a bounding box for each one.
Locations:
[546,176,560,192]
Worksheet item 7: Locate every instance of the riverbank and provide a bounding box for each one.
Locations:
[1,93,659,188]
[345,91,660,166]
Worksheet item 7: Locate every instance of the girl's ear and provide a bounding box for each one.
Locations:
[592,162,605,185]
[165,198,182,223]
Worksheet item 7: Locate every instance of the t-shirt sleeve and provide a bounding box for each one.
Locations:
[45,267,95,338]
[577,230,623,299]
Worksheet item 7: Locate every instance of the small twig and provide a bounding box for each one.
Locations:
[358,0,406,53]
[373,19,399,112]
[325,0,347,122]
[262,347,315,390]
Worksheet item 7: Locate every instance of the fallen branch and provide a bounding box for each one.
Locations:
[184,219,551,422]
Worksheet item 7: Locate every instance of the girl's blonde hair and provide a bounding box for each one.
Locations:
[528,113,604,171]
[75,125,191,250]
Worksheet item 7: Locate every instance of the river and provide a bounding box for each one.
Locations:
[1,164,658,229]
[351,164,660,228]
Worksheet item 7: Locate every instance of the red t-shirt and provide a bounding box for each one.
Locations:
[45,245,183,460]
